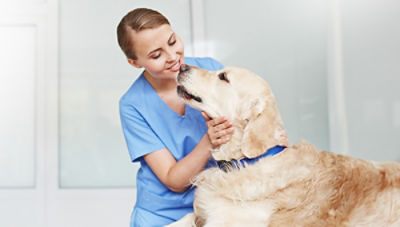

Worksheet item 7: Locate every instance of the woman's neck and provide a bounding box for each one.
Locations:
[143,70,186,115]
[143,70,177,94]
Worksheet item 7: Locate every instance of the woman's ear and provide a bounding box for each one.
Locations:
[127,58,142,68]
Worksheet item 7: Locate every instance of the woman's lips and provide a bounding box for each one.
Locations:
[168,61,181,72]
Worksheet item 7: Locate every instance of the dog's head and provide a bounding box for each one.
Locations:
[177,64,288,160]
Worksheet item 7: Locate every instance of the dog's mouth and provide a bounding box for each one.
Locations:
[177,85,202,103]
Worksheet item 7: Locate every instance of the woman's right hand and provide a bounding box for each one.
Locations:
[201,112,234,149]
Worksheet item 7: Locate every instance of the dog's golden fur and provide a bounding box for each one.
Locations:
[169,66,400,226]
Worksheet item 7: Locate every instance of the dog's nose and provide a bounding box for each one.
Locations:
[180,64,190,73]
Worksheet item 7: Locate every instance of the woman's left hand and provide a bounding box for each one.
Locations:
[201,112,234,149]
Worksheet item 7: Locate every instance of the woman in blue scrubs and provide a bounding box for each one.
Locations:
[117,8,234,226]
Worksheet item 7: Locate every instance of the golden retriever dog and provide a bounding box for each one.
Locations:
[168,65,400,226]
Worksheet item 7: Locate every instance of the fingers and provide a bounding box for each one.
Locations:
[201,111,211,121]
[210,136,230,148]
[213,126,234,138]
[209,130,234,148]
[206,117,230,129]
[205,117,234,148]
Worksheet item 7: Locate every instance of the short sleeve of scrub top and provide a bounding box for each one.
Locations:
[119,57,224,227]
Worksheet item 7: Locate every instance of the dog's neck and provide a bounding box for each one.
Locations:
[209,99,289,161]
[203,79,289,161]
[216,145,286,172]
[210,118,250,160]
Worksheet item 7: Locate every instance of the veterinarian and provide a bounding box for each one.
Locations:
[117,8,234,227]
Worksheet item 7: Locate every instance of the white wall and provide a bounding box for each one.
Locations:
[1,0,399,226]
[339,0,400,161]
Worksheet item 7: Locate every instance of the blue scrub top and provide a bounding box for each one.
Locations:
[119,57,224,227]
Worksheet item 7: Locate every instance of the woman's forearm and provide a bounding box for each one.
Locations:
[165,134,212,192]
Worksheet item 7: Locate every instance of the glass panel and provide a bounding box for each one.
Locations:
[0,0,45,7]
[341,0,400,161]
[0,25,36,188]
[59,0,192,188]
[204,0,330,150]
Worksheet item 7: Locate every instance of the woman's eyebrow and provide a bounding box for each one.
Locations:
[147,33,175,56]
[148,48,161,56]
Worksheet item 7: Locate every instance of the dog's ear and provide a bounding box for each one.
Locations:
[238,96,265,121]
[239,94,289,158]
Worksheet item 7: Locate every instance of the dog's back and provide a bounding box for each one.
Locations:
[191,141,400,226]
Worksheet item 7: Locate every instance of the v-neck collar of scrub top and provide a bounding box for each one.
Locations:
[141,73,194,119]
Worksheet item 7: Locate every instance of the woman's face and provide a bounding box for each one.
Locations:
[128,24,184,81]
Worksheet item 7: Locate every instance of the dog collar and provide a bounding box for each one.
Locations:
[217,145,286,172]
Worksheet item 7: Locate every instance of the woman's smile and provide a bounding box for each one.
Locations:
[167,60,182,72]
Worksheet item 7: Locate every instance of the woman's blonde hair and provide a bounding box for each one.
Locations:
[117,8,170,60]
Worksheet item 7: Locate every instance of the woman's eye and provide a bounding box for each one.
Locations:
[152,53,161,59]
[169,39,176,46]
[218,72,229,83]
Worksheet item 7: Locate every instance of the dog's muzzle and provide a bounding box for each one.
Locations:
[180,64,190,73]
[177,64,191,83]
[177,85,202,103]
[176,64,202,103]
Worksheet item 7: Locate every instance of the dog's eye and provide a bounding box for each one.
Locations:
[218,72,229,83]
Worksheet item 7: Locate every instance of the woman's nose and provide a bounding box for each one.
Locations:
[165,48,177,62]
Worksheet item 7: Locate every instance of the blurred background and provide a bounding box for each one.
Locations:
[0,0,399,226]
